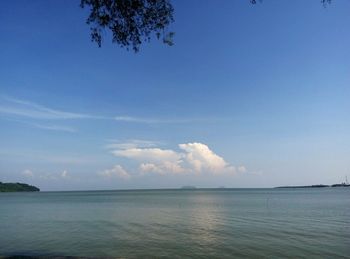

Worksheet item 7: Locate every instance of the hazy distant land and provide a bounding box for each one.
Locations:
[276,183,350,188]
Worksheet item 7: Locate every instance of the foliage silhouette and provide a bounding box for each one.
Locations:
[0,182,40,192]
[81,0,174,52]
[250,0,331,5]
[81,0,332,52]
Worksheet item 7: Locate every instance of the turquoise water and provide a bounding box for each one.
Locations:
[0,188,349,258]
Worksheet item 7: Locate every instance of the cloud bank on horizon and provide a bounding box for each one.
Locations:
[21,169,70,181]
[102,142,246,179]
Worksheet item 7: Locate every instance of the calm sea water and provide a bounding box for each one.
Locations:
[0,188,349,258]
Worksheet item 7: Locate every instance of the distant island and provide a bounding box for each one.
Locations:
[0,182,40,192]
[276,183,350,188]
[181,186,197,189]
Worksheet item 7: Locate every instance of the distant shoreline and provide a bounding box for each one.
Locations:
[0,182,40,192]
[276,183,350,188]
[1,185,349,193]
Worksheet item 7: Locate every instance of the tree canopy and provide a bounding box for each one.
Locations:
[81,0,332,52]
[0,182,40,192]
[81,0,174,52]
[250,0,331,5]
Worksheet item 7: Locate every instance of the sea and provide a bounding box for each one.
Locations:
[0,188,349,258]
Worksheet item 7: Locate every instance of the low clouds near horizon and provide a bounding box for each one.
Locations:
[101,142,246,179]
[21,169,70,180]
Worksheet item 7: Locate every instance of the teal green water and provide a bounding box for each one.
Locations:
[0,188,349,258]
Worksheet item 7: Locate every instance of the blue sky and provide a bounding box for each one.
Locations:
[0,0,349,190]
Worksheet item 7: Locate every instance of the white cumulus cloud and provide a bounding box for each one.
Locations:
[111,142,243,176]
[179,142,234,174]
[99,165,131,180]
[139,161,187,175]
[113,148,181,163]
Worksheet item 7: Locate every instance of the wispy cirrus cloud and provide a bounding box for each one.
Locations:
[0,95,104,133]
[104,139,161,150]
[114,116,223,124]
[2,117,77,133]
[1,95,226,135]
[115,116,163,123]
[30,123,77,133]
[0,96,102,120]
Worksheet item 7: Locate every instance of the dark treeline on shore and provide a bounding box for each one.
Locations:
[0,182,40,192]
[276,183,350,188]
